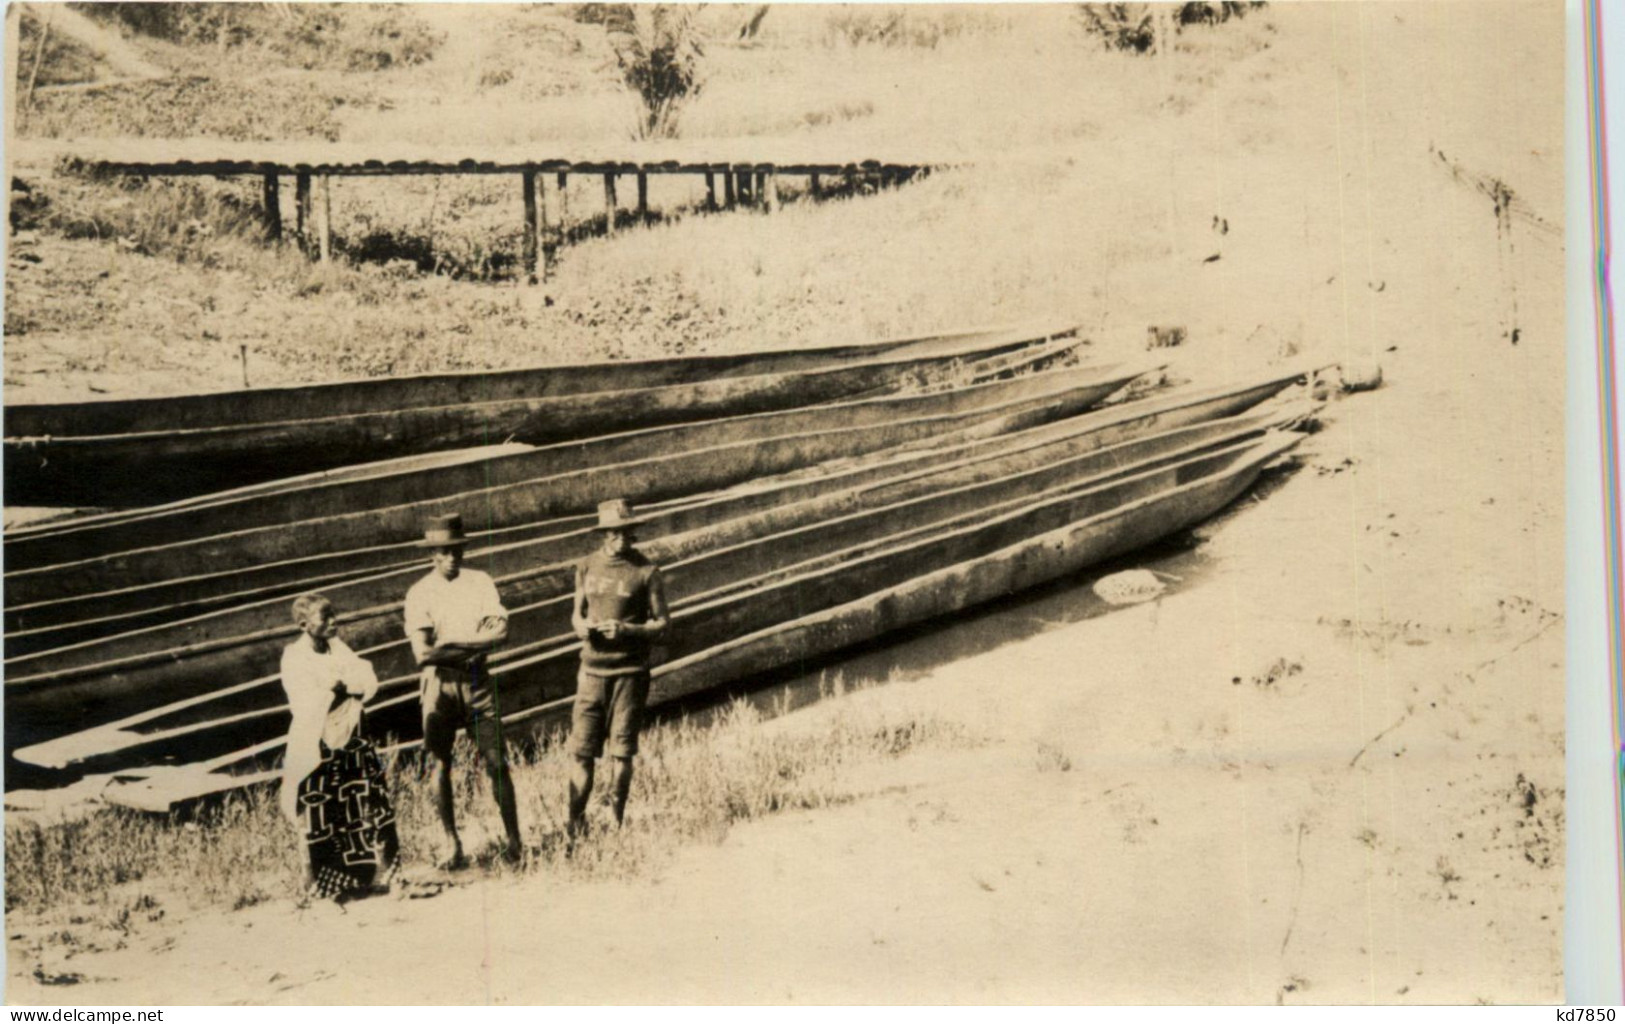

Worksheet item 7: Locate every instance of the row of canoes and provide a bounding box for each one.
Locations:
[7,356,1317,807]
[2,320,1082,506]
[92,420,1309,813]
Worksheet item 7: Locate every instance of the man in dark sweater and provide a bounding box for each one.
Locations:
[568,499,670,835]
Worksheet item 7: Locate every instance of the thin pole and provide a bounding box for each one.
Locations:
[261,174,281,242]
[318,174,332,263]
[295,172,312,255]
[537,171,551,280]
[521,169,539,283]
[557,172,570,247]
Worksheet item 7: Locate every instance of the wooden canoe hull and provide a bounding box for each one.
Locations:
[648,432,1300,707]
[14,426,1301,779]
[3,363,1145,592]
[80,429,1301,810]
[5,322,1070,438]
[7,378,1301,697]
[3,328,1073,507]
[3,371,1299,647]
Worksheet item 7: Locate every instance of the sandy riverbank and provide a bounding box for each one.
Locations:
[4,1,1564,1004]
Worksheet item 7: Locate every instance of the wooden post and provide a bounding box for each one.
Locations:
[261,174,281,242]
[723,170,736,209]
[318,174,332,263]
[636,171,649,222]
[763,171,779,213]
[556,172,570,245]
[704,171,716,210]
[295,172,312,255]
[537,172,552,280]
[603,173,618,235]
[521,170,539,283]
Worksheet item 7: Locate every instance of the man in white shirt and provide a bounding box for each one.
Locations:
[404,513,522,868]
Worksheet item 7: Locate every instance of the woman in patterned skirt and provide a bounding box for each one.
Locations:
[280,593,400,900]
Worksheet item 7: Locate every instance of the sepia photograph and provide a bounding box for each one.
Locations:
[2,0,1565,1005]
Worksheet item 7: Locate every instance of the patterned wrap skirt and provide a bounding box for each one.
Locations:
[296,736,401,899]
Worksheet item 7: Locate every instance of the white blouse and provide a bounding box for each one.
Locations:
[279,633,379,824]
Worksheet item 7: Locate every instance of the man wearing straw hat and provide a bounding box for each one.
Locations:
[405,512,523,867]
[568,498,669,836]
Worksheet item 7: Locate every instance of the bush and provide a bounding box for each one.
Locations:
[76,3,442,73]
[605,5,707,141]
[1074,2,1265,54]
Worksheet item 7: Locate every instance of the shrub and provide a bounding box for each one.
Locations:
[1074,2,1265,54]
[77,3,442,73]
[605,5,708,141]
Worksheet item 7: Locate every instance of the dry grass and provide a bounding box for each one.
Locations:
[5,676,984,937]
[6,5,1289,403]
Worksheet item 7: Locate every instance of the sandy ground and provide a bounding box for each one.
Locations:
[5,359,1565,1002]
[4,1,1565,1005]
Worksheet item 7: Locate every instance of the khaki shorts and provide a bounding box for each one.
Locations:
[420,663,507,766]
[570,670,650,760]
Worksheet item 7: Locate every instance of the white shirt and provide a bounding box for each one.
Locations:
[403,567,507,650]
[279,634,379,824]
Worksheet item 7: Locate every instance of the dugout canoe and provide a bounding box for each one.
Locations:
[13,415,1307,778]
[2,368,1308,654]
[4,321,1072,439]
[646,431,1303,708]
[3,326,1079,507]
[4,366,1309,663]
[3,361,1148,595]
[3,333,1082,544]
[77,429,1305,809]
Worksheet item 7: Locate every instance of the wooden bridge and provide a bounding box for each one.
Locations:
[27,141,946,280]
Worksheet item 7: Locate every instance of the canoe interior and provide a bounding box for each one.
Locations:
[13,422,1304,782]
[3,325,1077,506]
[3,362,1146,591]
[75,428,1303,811]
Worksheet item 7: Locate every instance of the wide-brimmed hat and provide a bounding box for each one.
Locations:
[418,513,471,548]
[591,498,648,531]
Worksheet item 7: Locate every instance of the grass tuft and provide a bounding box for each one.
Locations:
[6,684,983,934]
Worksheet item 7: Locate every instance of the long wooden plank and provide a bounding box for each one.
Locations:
[3,372,1305,650]
[3,362,1147,591]
[62,431,1301,799]
[15,425,1301,777]
[3,329,1068,506]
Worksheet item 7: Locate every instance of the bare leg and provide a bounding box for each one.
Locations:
[610,756,634,826]
[434,755,465,868]
[568,755,595,836]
